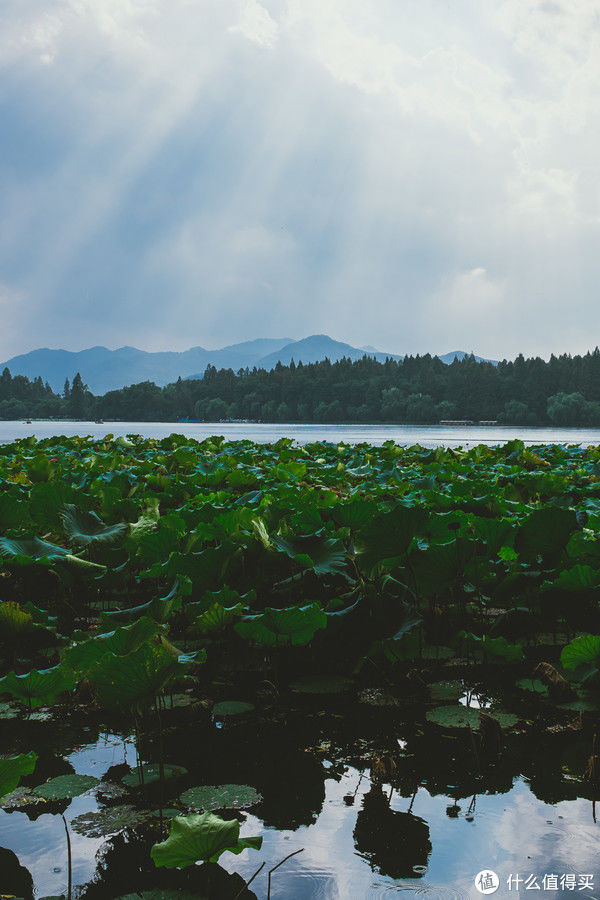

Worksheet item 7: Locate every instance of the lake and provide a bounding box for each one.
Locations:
[2,420,600,447]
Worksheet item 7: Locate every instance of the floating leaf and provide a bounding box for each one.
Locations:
[33,773,99,800]
[180,784,261,811]
[212,700,254,717]
[429,681,464,701]
[516,678,548,694]
[122,764,187,788]
[71,804,154,837]
[426,705,518,729]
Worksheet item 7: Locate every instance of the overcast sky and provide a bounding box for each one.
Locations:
[1,0,599,361]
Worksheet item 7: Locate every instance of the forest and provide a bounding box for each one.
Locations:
[3,349,600,425]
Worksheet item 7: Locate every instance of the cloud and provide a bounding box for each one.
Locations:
[0,0,600,361]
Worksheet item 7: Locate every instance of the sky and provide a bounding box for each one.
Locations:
[1,0,599,362]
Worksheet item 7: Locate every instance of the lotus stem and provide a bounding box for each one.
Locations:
[267,848,304,899]
[61,814,72,900]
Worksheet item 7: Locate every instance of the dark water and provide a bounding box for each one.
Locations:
[2,691,599,899]
[2,420,600,448]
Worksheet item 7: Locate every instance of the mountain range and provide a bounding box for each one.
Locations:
[0,335,492,395]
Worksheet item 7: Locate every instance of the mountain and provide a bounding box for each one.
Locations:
[0,339,292,394]
[1,336,491,394]
[438,350,497,365]
[253,334,403,370]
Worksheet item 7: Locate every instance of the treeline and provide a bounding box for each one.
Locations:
[3,350,600,425]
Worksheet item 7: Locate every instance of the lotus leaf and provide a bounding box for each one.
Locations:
[0,665,76,709]
[180,783,261,811]
[212,700,254,717]
[33,773,99,800]
[122,763,188,787]
[150,811,262,868]
[0,751,37,801]
[235,603,327,646]
[560,634,600,671]
[61,503,128,546]
[71,804,154,836]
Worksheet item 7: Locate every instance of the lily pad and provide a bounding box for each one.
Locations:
[289,676,351,694]
[212,700,254,717]
[33,773,99,800]
[180,784,262,811]
[516,678,548,694]
[122,763,188,787]
[71,804,154,837]
[426,705,518,729]
[429,681,464,701]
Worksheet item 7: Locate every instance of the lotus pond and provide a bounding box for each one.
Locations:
[1,434,600,898]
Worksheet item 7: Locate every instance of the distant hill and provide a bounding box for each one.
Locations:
[438,350,497,365]
[1,336,492,394]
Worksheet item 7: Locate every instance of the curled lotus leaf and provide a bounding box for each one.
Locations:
[61,503,128,547]
[150,811,262,868]
[180,784,262,811]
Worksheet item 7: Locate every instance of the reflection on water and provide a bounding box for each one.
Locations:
[3,419,600,447]
[1,703,600,899]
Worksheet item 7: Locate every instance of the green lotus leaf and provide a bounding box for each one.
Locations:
[192,601,243,635]
[71,804,154,836]
[61,503,128,546]
[426,705,518,729]
[122,763,188,788]
[179,784,261,811]
[212,700,254,717]
[150,811,262,868]
[33,773,99,800]
[515,506,577,561]
[516,678,548,694]
[0,535,105,570]
[289,676,351,694]
[87,640,192,710]
[0,751,37,801]
[356,505,427,573]
[271,532,347,575]
[235,603,327,646]
[64,616,162,675]
[560,634,600,671]
[429,681,464,701]
[0,665,76,709]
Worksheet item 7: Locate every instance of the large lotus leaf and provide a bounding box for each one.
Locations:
[0,665,76,709]
[426,706,518,729]
[459,632,524,662]
[235,603,327,646]
[407,542,464,599]
[212,700,254,717]
[516,678,548,694]
[180,784,261,811]
[64,616,162,675]
[61,503,128,547]
[0,492,30,529]
[71,804,154,837]
[515,506,577,561]
[289,676,351,694]
[101,580,186,624]
[0,601,34,637]
[0,535,105,571]
[429,681,464,701]
[30,482,74,529]
[356,505,427,573]
[332,500,378,529]
[33,773,99,800]
[116,893,199,900]
[122,763,188,787]
[560,634,600,671]
[554,565,600,591]
[151,811,262,868]
[0,751,37,801]
[192,602,242,634]
[88,640,192,709]
[271,533,347,575]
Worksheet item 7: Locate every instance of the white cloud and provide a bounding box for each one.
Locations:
[1,0,600,360]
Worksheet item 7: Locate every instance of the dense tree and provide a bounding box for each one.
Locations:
[4,348,600,425]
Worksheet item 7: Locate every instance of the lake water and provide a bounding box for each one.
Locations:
[2,420,600,447]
